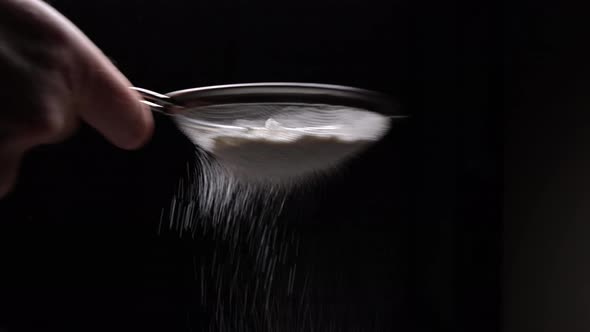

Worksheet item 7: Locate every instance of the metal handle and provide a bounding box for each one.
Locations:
[130,87,249,132]
[130,87,184,113]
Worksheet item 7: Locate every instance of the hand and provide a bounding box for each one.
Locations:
[0,0,154,198]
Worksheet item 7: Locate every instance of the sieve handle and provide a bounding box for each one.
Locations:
[130,87,184,112]
[130,87,249,132]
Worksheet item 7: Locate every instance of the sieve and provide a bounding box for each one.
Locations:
[131,83,403,181]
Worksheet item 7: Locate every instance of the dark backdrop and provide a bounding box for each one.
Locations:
[504,0,590,331]
[0,0,500,331]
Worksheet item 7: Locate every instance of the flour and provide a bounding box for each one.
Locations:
[163,147,304,331]
[172,103,391,182]
[163,102,393,330]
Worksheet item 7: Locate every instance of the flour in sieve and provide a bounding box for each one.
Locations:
[173,103,391,182]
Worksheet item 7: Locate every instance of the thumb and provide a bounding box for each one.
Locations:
[35,0,154,150]
[75,51,154,150]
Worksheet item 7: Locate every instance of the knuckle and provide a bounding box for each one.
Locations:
[31,98,68,138]
[28,53,78,141]
[9,93,69,143]
[36,43,79,95]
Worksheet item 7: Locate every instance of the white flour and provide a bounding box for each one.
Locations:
[172,103,391,182]
[163,102,393,330]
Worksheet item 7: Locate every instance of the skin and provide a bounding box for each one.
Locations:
[0,0,154,198]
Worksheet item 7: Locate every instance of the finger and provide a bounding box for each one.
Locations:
[75,54,154,150]
[23,0,154,150]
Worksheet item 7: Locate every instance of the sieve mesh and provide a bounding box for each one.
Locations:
[171,102,391,180]
[174,103,390,147]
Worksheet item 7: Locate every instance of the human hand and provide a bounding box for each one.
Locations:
[0,0,153,198]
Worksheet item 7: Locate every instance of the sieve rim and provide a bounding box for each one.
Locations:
[165,82,400,115]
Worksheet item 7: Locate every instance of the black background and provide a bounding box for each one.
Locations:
[504,0,590,331]
[0,0,500,331]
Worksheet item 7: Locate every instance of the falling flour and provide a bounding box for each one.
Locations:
[163,149,310,331]
[162,102,394,331]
